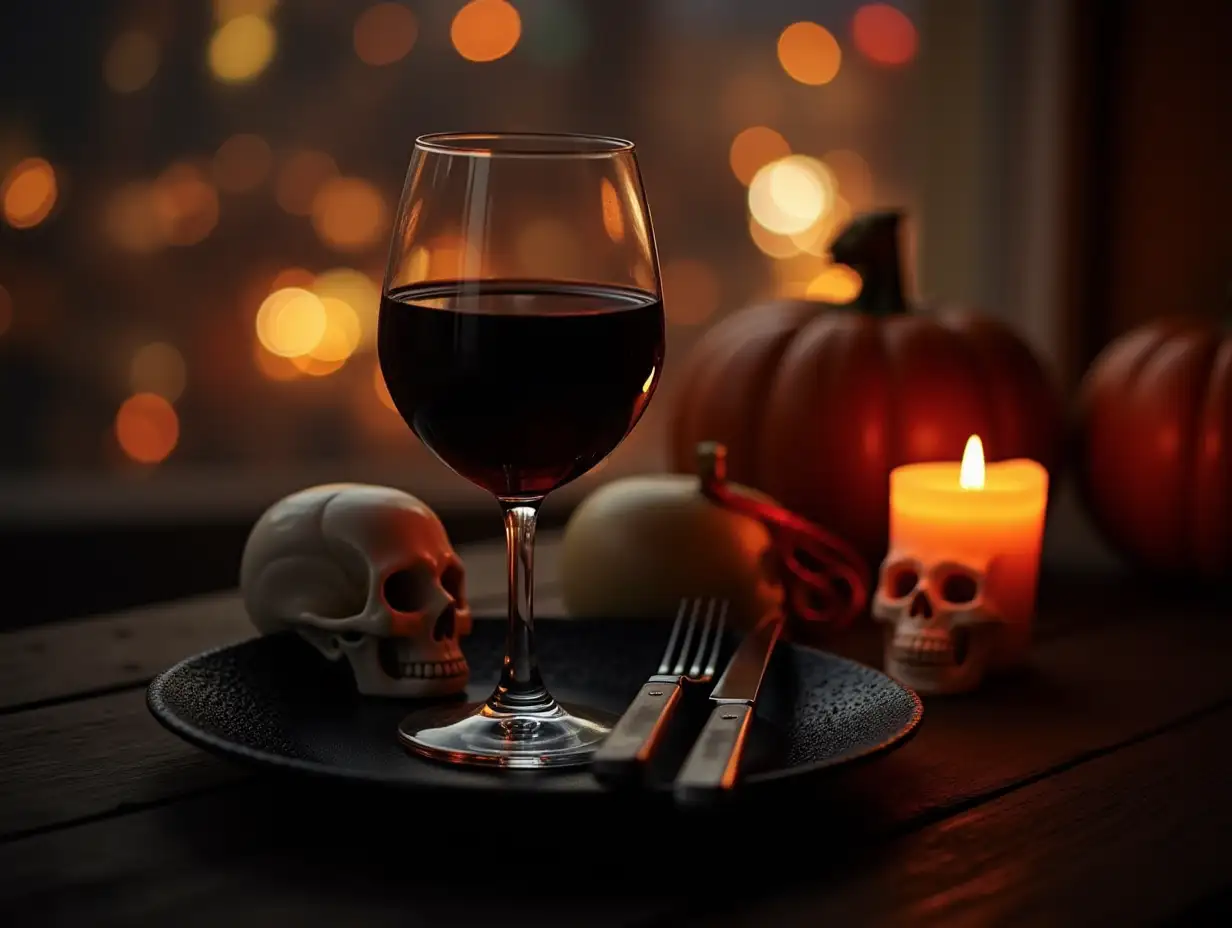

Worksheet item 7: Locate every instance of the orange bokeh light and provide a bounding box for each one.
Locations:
[599,178,625,243]
[729,126,791,186]
[115,392,179,464]
[311,176,387,252]
[269,266,315,291]
[154,163,219,245]
[777,22,841,86]
[354,3,418,66]
[451,0,521,63]
[2,158,58,229]
[852,4,918,67]
[253,341,301,380]
[373,360,396,410]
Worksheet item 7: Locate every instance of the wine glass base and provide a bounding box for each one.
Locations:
[397,698,617,770]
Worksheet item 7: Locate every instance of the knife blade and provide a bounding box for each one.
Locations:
[673,613,783,804]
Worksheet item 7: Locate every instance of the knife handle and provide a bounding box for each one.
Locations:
[673,703,754,804]
[592,681,683,783]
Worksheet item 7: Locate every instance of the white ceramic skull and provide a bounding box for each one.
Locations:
[240,483,472,698]
[872,551,1008,695]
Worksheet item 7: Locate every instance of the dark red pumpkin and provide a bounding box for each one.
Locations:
[1077,317,1232,578]
[669,211,1063,562]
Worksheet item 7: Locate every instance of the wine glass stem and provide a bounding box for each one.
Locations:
[488,500,556,715]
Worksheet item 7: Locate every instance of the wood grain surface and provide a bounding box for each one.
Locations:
[1,526,1229,927]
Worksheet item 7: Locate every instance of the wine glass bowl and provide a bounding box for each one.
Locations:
[378,132,664,768]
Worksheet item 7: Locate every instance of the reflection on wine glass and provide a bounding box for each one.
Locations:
[378,132,665,769]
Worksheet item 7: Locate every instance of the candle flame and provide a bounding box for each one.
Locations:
[959,434,985,490]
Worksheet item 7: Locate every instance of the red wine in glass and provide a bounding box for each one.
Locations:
[381,131,664,770]
[379,280,664,500]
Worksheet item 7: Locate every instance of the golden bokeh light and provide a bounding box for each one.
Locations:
[373,360,397,410]
[777,22,842,86]
[600,178,625,243]
[312,267,380,347]
[661,258,720,326]
[213,133,273,192]
[748,154,835,236]
[311,177,387,252]
[807,264,863,302]
[0,284,13,337]
[748,217,801,259]
[451,0,521,63]
[791,195,852,256]
[2,158,58,229]
[307,297,361,363]
[104,30,160,93]
[115,393,179,464]
[354,3,418,66]
[275,149,338,215]
[214,0,277,22]
[729,126,790,186]
[130,341,188,401]
[822,149,873,208]
[153,163,219,245]
[290,353,346,377]
[516,217,580,279]
[208,14,276,84]
[255,287,327,357]
[852,3,918,66]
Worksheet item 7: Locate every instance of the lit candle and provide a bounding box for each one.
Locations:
[873,436,1049,695]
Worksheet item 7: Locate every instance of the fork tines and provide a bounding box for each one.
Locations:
[660,597,728,681]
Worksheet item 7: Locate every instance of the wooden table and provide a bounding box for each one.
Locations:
[2,531,1230,927]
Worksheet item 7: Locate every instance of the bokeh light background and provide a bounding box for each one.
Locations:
[0,0,919,494]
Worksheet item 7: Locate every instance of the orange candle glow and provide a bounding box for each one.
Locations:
[879,436,1048,689]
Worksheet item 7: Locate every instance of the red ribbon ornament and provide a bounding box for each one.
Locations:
[696,443,870,630]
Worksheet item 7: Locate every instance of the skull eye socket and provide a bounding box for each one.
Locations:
[338,630,364,645]
[383,569,425,612]
[939,570,980,605]
[886,564,920,599]
[440,561,464,603]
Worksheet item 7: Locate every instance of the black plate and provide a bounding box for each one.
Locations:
[147,617,921,796]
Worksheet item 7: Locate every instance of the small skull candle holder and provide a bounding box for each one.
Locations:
[872,437,1048,696]
[240,483,472,698]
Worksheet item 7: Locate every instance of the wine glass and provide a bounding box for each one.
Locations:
[378,132,665,769]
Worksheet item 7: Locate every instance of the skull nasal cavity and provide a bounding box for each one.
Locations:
[383,570,420,612]
[909,591,933,619]
[433,607,455,641]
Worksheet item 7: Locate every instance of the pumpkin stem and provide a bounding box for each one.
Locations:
[828,210,909,316]
[696,441,728,485]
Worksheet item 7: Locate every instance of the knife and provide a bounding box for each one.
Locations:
[673,613,784,804]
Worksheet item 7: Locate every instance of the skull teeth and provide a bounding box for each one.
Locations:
[395,659,469,679]
[891,634,957,666]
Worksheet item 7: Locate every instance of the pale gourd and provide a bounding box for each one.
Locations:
[561,452,785,631]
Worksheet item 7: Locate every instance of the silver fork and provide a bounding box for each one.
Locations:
[592,597,728,783]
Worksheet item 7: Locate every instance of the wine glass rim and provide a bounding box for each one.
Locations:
[414,132,635,159]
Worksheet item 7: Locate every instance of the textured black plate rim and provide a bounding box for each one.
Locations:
[147,638,924,791]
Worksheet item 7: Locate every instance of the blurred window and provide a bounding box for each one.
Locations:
[0,0,920,515]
